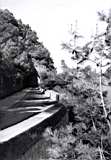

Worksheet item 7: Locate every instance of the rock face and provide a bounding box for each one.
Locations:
[0,9,55,98]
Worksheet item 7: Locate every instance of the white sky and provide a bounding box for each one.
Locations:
[1,0,111,72]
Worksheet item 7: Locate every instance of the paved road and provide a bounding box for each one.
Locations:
[0,88,57,130]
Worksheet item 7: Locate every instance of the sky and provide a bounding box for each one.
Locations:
[1,0,111,72]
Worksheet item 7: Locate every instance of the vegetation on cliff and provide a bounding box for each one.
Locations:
[0,9,55,98]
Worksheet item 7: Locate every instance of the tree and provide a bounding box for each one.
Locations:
[60,13,111,159]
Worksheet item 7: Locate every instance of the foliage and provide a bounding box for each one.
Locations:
[0,9,55,76]
[43,125,100,160]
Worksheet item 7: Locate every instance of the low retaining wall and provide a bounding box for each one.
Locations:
[0,73,38,99]
[0,75,23,99]
[0,104,68,160]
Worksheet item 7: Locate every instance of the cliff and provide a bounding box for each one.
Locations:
[0,9,55,98]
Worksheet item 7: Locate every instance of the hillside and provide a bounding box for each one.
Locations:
[0,9,55,98]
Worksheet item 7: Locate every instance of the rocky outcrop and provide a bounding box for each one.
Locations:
[0,9,55,98]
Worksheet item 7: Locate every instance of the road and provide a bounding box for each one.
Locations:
[0,88,58,131]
